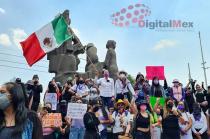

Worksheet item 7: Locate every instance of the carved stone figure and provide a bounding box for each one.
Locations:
[104,40,118,80]
[47,10,85,84]
[85,43,104,78]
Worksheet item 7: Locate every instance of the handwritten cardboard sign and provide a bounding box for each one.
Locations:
[67,103,87,119]
[42,113,62,127]
[146,66,165,80]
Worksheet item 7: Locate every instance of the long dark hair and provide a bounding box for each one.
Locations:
[0,82,28,137]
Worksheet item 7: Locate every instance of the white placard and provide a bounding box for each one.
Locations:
[44,93,57,110]
[67,103,87,119]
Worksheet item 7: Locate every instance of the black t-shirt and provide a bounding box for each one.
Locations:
[135,113,150,129]
[83,112,100,132]
[195,92,206,103]
[0,126,22,139]
[62,90,73,102]
[162,114,180,139]
[206,93,210,108]
[31,84,43,102]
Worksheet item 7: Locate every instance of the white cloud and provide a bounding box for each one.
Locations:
[0,8,5,14]
[11,28,27,49]
[0,33,12,46]
[153,39,177,51]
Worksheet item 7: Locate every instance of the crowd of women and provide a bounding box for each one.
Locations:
[0,69,210,139]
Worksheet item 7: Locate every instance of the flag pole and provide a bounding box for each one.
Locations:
[188,63,192,80]
[198,31,208,89]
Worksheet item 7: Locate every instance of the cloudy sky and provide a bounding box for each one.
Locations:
[0,0,210,89]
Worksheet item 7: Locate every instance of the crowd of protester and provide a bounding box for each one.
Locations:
[0,69,210,139]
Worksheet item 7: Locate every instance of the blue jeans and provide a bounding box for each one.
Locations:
[69,127,85,139]
[100,96,112,107]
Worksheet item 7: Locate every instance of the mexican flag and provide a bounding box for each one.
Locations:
[20,15,72,66]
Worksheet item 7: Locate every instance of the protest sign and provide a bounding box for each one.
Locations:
[67,103,87,119]
[44,93,57,110]
[146,66,165,80]
[42,113,62,127]
[150,96,165,108]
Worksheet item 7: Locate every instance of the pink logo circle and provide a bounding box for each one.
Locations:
[126,13,132,19]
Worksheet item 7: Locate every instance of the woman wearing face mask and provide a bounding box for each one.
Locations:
[115,71,135,102]
[41,103,57,139]
[69,99,86,139]
[95,70,115,107]
[177,101,193,139]
[150,77,165,98]
[133,99,151,139]
[194,84,208,113]
[83,101,100,139]
[71,78,89,103]
[93,98,110,139]
[86,79,100,101]
[44,80,59,112]
[134,73,145,94]
[110,99,131,139]
[191,103,208,139]
[162,98,182,139]
[0,82,43,139]
[169,79,185,105]
[151,98,163,139]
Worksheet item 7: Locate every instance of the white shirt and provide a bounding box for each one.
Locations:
[112,111,131,133]
[95,77,115,97]
[88,87,99,100]
[115,79,135,97]
[71,84,89,100]
[191,112,207,134]
[179,112,193,139]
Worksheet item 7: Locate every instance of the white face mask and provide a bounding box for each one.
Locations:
[154,80,159,85]
[119,74,126,80]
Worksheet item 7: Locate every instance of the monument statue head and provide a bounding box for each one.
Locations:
[86,43,98,64]
[106,40,116,49]
[86,43,95,50]
[62,10,71,25]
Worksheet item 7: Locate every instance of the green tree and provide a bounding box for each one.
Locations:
[127,74,135,86]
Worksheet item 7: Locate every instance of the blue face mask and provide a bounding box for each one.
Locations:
[0,93,11,110]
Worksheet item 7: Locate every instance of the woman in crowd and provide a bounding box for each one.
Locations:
[194,83,208,113]
[162,98,181,139]
[0,82,43,139]
[206,107,210,137]
[71,77,89,103]
[177,101,193,139]
[107,103,115,139]
[86,79,100,101]
[95,70,115,107]
[134,99,151,139]
[110,99,131,139]
[44,80,59,112]
[69,99,85,139]
[170,79,185,105]
[41,102,57,139]
[150,76,165,97]
[191,103,208,139]
[62,80,75,102]
[94,98,110,139]
[134,73,145,94]
[115,70,135,102]
[151,98,163,139]
[83,100,100,139]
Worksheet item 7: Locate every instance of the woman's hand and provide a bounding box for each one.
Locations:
[195,132,201,139]
[65,116,71,126]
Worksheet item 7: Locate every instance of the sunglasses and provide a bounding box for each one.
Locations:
[118,104,124,107]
